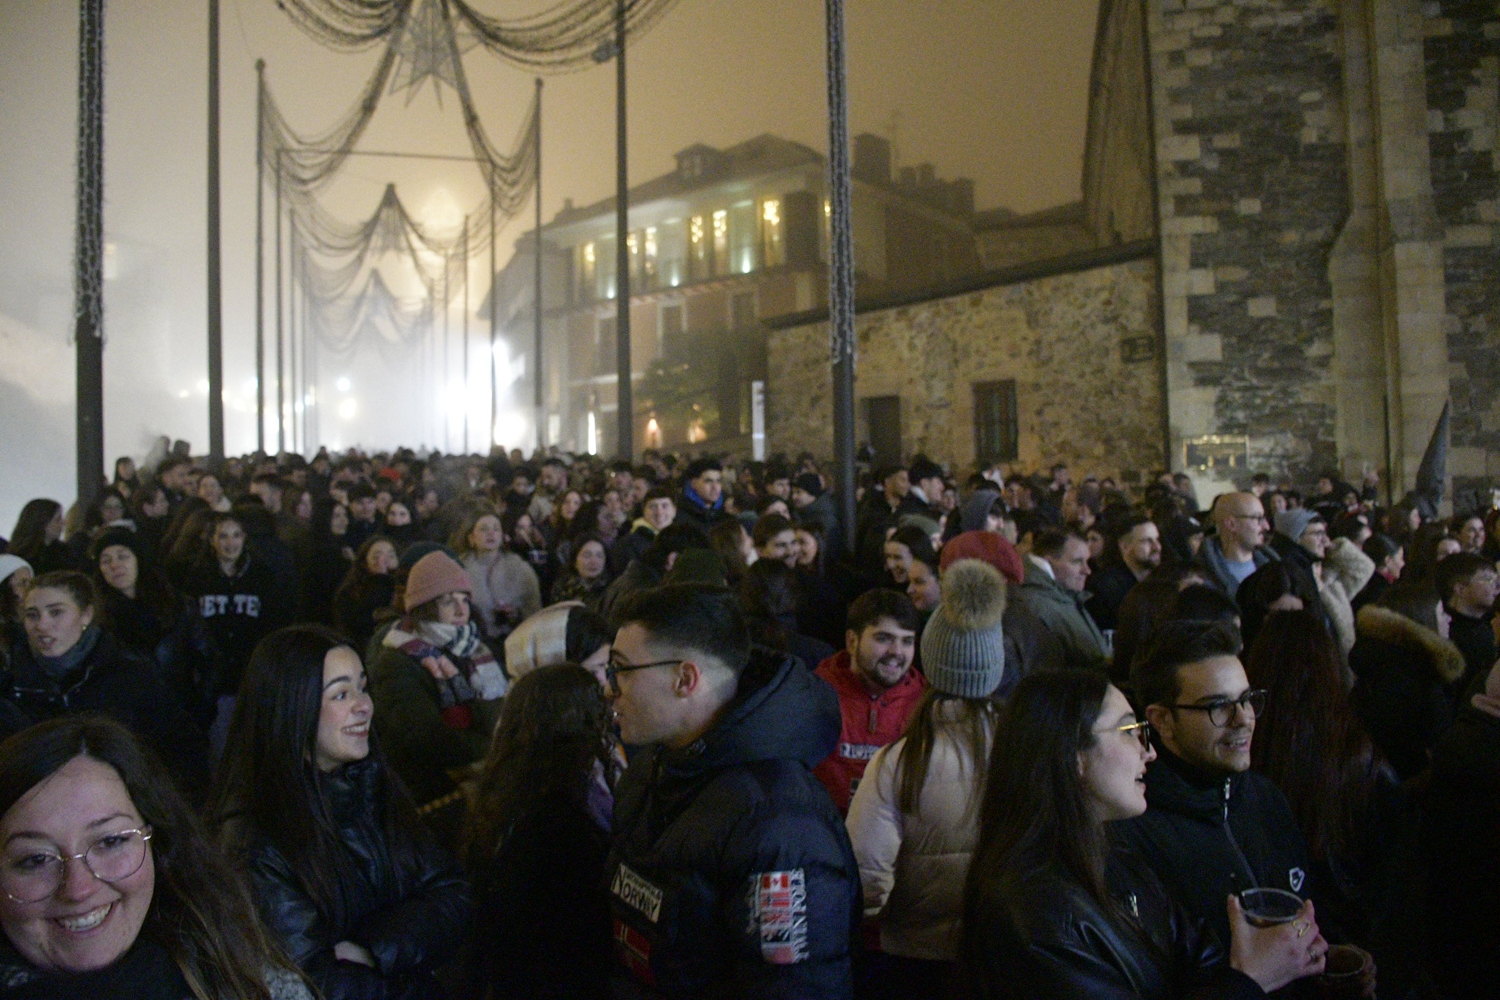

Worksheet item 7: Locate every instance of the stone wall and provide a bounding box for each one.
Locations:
[765,249,1165,481]
[1148,0,1351,488]
[1426,0,1500,504]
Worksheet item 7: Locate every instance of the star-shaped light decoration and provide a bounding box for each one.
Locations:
[388,0,478,107]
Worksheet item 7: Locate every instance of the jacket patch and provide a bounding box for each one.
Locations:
[611,863,664,923]
[748,869,809,965]
[1288,867,1305,893]
[838,742,882,762]
[199,594,260,618]
[613,917,656,985]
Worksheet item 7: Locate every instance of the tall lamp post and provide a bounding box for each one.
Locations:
[825,0,857,555]
[610,0,632,459]
[207,0,225,463]
[74,0,106,507]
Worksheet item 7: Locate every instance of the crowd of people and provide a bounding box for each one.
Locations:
[0,440,1494,999]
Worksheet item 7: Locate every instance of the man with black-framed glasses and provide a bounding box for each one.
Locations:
[604,583,859,999]
[1113,620,1372,993]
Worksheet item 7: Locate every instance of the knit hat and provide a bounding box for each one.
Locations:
[898,514,942,540]
[792,473,824,498]
[505,602,579,681]
[920,559,1007,698]
[940,530,1024,584]
[0,555,31,587]
[89,526,145,565]
[959,488,1002,533]
[404,551,472,612]
[1274,509,1322,544]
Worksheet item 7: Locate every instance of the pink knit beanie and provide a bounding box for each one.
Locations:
[404,551,472,612]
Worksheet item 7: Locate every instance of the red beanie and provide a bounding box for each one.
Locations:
[940,530,1024,584]
[404,551,473,612]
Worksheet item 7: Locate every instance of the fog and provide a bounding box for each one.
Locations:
[0,0,1099,530]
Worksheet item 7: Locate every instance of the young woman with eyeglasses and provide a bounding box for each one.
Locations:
[960,670,1319,998]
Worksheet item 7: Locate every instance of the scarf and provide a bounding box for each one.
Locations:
[383,618,506,730]
[35,626,102,681]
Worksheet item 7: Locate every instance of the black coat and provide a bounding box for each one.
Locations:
[333,575,396,655]
[960,847,1262,1000]
[1,630,209,799]
[1085,562,1141,634]
[99,588,221,726]
[606,651,860,999]
[1110,747,1319,954]
[0,937,196,999]
[1348,605,1467,781]
[244,758,473,1000]
[1424,702,1500,999]
[468,795,612,1000]
[1444,608,1495,694]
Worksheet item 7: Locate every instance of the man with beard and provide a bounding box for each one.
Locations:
[1085,511,1162,633]
[1113,620,1372,994]
[812,590,926,814]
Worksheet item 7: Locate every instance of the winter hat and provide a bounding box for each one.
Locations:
[505,602,579,681]
[398,541,455,573]
[404,551,473,612]
[940,530,1024,584]
[899,514,942,540]
[0,555,31,587]
[920,559,1007,698]
[792,473,824,498]
[89,526,145,565]
[959,489,1003,533]
[1274,509,1321,544]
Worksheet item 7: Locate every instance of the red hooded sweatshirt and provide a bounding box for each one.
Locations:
[812,649,927,814]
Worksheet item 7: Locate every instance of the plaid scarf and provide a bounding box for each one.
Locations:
[383,618,507,729]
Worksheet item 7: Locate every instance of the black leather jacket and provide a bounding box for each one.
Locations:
[244,759,473,1000]
[961,847,1264,1000]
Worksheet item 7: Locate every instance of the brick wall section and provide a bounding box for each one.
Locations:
[1151,0,1349,480]
[1425,0,1500,500]
[765,257,1164,481]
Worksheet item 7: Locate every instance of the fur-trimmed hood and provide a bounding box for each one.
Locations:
[1354,604,1466,685]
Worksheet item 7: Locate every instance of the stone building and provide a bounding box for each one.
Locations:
[768,0,1498,508]
[494,133,980,456]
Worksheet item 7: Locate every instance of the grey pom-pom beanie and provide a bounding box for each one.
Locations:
[920,559,1007,698]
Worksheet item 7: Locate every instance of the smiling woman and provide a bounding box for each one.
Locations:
[0,715,310,997]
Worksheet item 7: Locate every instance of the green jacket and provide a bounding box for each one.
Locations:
[365,643,501,809]
[1015,559,1111,673]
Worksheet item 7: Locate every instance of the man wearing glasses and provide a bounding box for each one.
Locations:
[1113,619,1347,986]
[604,583,860,999]
[1196,492,1274,598]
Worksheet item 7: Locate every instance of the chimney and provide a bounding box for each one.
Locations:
[899,166,916,187]
[852,133,891,185]
[917,163,935,186]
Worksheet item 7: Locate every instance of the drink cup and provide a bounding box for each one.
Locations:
[1239,887,1303,928]
[1318,944,1369,997]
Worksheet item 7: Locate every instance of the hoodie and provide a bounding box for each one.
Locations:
[607,651,860,999]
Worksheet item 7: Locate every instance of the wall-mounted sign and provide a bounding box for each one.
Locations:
[1183,434,1249,474]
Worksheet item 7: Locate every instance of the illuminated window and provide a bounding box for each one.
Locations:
[759,198,784,267]
[578,242,596,300]
[712,209,729,277]
[627,231,640,285]
[689,215,707,280]
[643,227,658,287]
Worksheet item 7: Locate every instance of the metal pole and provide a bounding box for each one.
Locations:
[254,60,266,454]
[614,0,633,460]
[489,193,498,454]
[74,0,106,508]
[275,150,284,453]
[443,255,451,453]
[826,0,857,555]
[463,215,470,455]
[289,231,299,454]
[207,0,224,463]
[534,77,544,453]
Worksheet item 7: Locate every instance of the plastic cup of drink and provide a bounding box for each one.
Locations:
[1239,887,1303,927]
[1318,944,1368,997]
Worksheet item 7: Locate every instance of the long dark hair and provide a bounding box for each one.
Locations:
[0,715,301,998]
[965,671,1115,920]
[1245,609,1382,858]
[207,625,424,925]
[8,500,62,563]
[895,688,997,816]
[737,559,802,651]
[461,664,612,869]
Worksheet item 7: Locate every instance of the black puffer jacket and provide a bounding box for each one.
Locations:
[1348,605,1466,781]
[961,847,1262,1000]
[99,589,221,726]
[244,758,473,1000]
[607,651,860,999]
[1,629,209,799]
[1110,746,1319,954]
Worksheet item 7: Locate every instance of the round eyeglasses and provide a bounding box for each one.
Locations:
[0,828,153,903]
[1172,690,1267,728]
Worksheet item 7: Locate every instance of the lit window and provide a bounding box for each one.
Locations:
[643,227,658,286]
[689,215,707,280]
[760,198,784,267]
[712,209,729,277]
[578,242,596,300]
